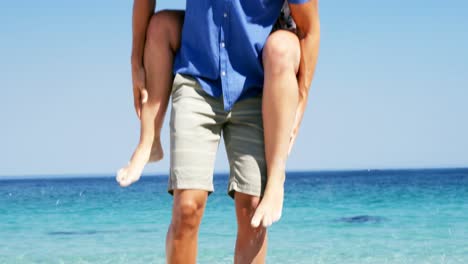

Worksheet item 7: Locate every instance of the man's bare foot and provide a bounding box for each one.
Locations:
[149,137,164,162]
[116,144,151,187]
[250,179,284,228]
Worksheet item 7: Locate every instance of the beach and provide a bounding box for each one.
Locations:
[1,169,467,263]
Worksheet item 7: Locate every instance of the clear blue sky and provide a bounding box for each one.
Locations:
[1,0,467,177]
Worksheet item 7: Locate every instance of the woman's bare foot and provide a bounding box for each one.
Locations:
[250,179,284,228]
[117,136,164,187]
[116,144,152,187]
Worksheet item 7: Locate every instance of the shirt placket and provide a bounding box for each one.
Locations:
[219,0,231,111]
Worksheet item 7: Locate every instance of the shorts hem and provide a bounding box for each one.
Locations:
[168,182,214,196]
[227,181,264,199]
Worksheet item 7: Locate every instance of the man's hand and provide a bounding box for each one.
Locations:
[132,64,148,119]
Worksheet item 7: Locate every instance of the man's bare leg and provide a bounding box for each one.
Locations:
[251,30,301,227]
[117,10,184,187]
[234,192,268,263]
[166,190,208,264]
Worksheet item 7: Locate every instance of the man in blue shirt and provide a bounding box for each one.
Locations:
[130,0,319,262]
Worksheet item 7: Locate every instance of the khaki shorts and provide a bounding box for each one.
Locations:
[168,74,267,198]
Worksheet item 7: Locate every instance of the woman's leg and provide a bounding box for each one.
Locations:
[117,10,184,187]
[251,30,301,227]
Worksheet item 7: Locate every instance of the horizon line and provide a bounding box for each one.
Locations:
[1,166,467,180]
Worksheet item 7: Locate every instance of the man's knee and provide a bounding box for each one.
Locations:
[263,31,300,73]
[237,194,261,212]
[235,193,261,227]
[171,195,205,238]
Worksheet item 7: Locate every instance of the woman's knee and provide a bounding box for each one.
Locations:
[146,10,184,51]
[263,30,301,73]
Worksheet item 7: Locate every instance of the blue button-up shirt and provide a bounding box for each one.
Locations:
[174,0,309,111]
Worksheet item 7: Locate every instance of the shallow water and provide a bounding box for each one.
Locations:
[1,169,467,263]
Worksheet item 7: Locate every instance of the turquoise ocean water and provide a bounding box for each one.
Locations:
[1,169,467,263]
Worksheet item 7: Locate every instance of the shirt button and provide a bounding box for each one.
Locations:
[221,71,226,76]
[224,13,228,18]
[220,42,225,48]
